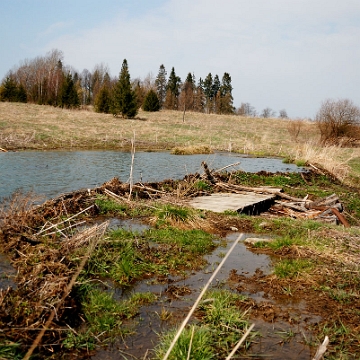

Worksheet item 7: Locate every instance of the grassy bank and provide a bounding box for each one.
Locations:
[1,102,360,185]
[0,171,359,359]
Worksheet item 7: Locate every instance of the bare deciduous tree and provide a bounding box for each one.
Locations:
[316,98,360,145]
[287,119,303,142]
[261,107,276,118]
[279,109,288,118]
[237,102,256,117]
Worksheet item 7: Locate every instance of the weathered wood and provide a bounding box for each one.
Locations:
[201,161,217,184]
[212,162,241,174]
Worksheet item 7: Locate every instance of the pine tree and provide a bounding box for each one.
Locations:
[17,83,27,103]
[94,72,112,113]
[219,72,234,114]
[95,85,112,113]
[203,73,213,113]
[143,89,160,112]
[165,67,181,110]
[179,72,195,111]
[212,74,221,113]
[0,76,18,102]
[59,72,80,109]
[113,59,138,119]
[155,64,167,108]
[194,78,205,113]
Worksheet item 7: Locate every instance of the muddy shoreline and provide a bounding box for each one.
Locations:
[0,168,359,359]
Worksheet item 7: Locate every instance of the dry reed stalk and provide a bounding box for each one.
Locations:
[23,221,108,360]
[162,234,242,360]
[35,205,94,236]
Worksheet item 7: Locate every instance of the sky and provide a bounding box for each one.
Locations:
[1,0,360,119]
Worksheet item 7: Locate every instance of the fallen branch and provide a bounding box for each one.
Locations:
[212,162,241,174]
[23,222,108,360]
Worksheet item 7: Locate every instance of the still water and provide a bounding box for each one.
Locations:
[0,150,302,201]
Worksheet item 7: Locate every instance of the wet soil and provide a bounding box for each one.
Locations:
[0,169,359,359]
[87,231,316,359]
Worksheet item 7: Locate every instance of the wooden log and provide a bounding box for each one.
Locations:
[0,147,8,152]
[201,161,216,184]
[275,200,307,212]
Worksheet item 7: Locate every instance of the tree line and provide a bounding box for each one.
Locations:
[0,49,290,119]
[0,49,239,118]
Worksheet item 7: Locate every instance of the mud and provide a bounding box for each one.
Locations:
[0,169,359,359]
[88,232,318,360]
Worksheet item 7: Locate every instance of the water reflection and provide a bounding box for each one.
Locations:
[0,150,302,201]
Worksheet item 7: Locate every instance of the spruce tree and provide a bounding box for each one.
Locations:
[0,76,18,102]
[219,72,234,114]
[59,72,80,109]
[95,85,112,113]
[155,64,167,108]
[165,67,181,110]
[113,59,138,118]
[143,89,160,112]
[17,84,27,103]
[203,73,213,113]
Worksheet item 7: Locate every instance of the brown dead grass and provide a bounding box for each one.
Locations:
[1,102,360,183]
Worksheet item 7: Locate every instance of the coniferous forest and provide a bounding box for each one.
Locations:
[0,49,237,119]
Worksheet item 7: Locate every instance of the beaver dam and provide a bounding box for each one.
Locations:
[0,164,359,359]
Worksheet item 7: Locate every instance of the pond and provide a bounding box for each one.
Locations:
[0,150,302,201]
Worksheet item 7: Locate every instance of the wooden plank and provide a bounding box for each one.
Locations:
[188,192,276,215]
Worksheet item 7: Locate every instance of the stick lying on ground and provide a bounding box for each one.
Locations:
[312,336,329,360]
[23,221,109,360]
[162,234,243,360]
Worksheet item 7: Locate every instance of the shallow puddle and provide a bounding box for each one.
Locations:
[89,232,316,359]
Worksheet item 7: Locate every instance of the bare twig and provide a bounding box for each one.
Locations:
[23,222,108,360]
[35,205,94,236]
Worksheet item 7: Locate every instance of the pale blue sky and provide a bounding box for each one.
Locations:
[1,0,360,118]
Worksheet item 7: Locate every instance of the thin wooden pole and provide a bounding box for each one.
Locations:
[225,323,255,360]
[162,234,242,360]
[312,336,329,360]
[128,131,135,201]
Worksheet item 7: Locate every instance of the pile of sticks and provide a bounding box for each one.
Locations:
[200,161,349,227]
[270,193,349,227]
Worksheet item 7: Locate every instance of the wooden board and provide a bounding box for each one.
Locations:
[188,192,276,215]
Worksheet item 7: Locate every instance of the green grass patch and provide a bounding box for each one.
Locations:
[193,180,212,191]
[274,259,314,278]
[0,341,23,360]
[152,204,199,227]
[95,196,128,214]
[154,289,252,360]
[63,285,157,350]
[86,227,216,284]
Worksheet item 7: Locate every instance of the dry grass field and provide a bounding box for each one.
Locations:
[1,102,360,184]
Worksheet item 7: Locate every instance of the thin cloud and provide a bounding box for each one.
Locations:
[36,0,360,117]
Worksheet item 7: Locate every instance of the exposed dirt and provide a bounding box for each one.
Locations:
[0,169,359,359]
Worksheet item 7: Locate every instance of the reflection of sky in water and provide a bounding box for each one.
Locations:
[0,151,302,201]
